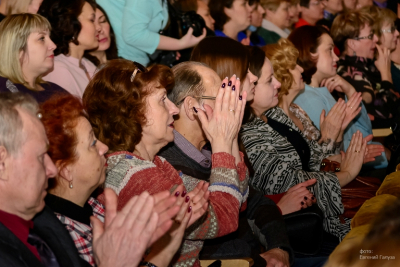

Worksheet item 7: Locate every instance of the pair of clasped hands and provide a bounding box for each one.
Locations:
[91,75,248,267]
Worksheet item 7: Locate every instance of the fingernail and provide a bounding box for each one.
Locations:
[222,83,226,88]
[304,196,308,200]
[175,191,180,197]
[181,191,187,197]
[232,85,236,91]
[239,95,242,100]
[188,206,192,213]
[301,201,304,205]
[236,77,240,81]
[228,81,232,86]
[193,107,198,113]
[185,196,190,203]
[225,76,228,80]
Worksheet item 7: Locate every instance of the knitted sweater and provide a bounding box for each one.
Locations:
[98,151,249,267]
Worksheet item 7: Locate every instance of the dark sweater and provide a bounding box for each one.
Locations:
[159,140,294,266]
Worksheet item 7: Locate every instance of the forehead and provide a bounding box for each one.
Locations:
[260,58,273,78]
[17,108,48,153]
[319,33,334,47]
[95,8,105,16]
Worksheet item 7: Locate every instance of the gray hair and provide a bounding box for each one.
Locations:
[170,61,210,106]
[0,93,39,155]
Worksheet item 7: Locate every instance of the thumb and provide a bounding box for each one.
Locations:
[91,216,105,244]
[340,151,346,162]
[104,188,118,228]
[186,27,194,36]
[319,110,326,127]
[363,134,373,143]
[194,107,209,129]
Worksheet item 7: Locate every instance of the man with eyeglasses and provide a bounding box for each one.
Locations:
[295,0,325,28]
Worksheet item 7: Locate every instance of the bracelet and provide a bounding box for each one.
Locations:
[140,261,158,267]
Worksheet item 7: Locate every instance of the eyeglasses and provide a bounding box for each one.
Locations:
[175,95,216,106]
[130,61,147,82]
[381,25,397,34]
[309,0,325,6]
[352,32,374,40]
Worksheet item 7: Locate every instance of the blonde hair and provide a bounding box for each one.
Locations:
[0,14,51,88]
[376,8,397,39]
[6,0,31,14]
[262,38,298,103]
[260,0,289,12]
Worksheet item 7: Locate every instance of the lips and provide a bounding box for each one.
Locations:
[48,55,54,58]
[99,37,108,43]
[168,121,174,128]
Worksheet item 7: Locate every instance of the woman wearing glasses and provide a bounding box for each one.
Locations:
[83,59,249,267]
[331,7,400,128]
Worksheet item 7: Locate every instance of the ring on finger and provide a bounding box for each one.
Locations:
[355,150,359,153]
[229,109,235,113]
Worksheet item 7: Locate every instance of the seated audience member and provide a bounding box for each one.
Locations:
[197,0,216,32]
[0,0,42,21]
[295,0,324,28]
[40,94,189,267]
[209,0,253,44]
[240,39,368,241]
[83,59,248,267]
[0,14,69,103]
[289,26,386,168]
[84,4,119,67]
[321,0,343,28]
[38,0,100,98]
[244,0,267,46]
[391,19,400,92]
[343,0,357,11]
[0,92,180,267]
[331,8,400,128]
[257,0,291,44]
[95,0,205,66]
[288,0,300,29]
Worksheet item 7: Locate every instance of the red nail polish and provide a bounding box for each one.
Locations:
[222,83,226,88]
[185,196,190,203]
[182,191,187,197]
[228,80,232,86]
[232,85,236,91]
[174,191,180,197]
[188,206,192,213]
[239,95,242,100]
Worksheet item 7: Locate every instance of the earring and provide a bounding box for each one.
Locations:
[353,51,356,56]
[69,181,73,189]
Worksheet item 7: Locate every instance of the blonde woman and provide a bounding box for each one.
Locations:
[0,14,69,103]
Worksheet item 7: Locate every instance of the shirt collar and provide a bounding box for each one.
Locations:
[0,209,34,244]
[262,19,289,38]
[173,130,211,168]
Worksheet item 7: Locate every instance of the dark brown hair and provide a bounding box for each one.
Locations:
[191,37,249,82]
[247,46,266,78]
[83,59,175,153]
[38,0,96,56]
[209,0,236,31]
[288,25,328,84]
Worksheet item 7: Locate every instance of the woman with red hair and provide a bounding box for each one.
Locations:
[40,94,195,267]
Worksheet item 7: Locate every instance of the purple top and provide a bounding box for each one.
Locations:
[173,129,212,168]
[0,76,70,103]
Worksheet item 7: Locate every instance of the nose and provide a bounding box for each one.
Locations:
[45,154,58,179]
[169,99,179,115]
[248,69,258,84]
[395,29,399,38]
[97,140,109,156]
[274,77,281,89]
[298,65,304,73]
[333,52,339,62]
[373,34,379,43]
[49,38,57,51]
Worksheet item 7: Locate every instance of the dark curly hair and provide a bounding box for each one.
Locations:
[84,3,119,66]
[83,59,175,153]
[288,25,328,84]
[40,93,87,189]
[38,0,95,56]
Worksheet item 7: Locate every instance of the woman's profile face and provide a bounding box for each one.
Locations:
[224,0,252,31]
[20,29,56,79]
[313,33,339,79]
[380,21,399,52]
[141,88,179,148]
[94,8,111,52]
[65,117,109,191]
[251,58,281,113]
[289,64,305,92]
[350,24,378,59]
[76,2,100,50]
[242,69,258,101]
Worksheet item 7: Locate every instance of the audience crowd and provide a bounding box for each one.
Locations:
[0,0,400,266]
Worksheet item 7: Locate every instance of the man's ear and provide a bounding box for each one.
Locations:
[183,96,198,121]
[0,146,9,181]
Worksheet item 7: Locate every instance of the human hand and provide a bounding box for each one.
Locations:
[375,44,392,81]
[319,98,345,143]
[186,181,210,227]
[260,248,290,267]
[240,37,251,46]
[277,179,317,215]
[144,191,193,267]
[362,134,384,163]
[342,92,362,131]
[195,75,247,155]
[321,74,356,96]
[340,131,367,181]
[91,189,159,267]
[179,27,206,50]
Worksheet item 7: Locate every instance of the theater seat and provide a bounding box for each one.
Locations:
[200,258,254,267]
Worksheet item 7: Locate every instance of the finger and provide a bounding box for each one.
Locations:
[319,109,326,126]
[363,134,373,143]
[228,77,239,114]
[174,196,191,224]
[125,194,155,231]
[149,219,174,246]
[140,212,159,249]
[194,107,209,129]
[214,77,228,114]
[236,91,247,125]
[91,216,104,245]
[203,103,214,120]
[187,181,204,199]
[287,178,317,192]
[222,75,235,111]
[186,27,194,36]
[103,188,119,228]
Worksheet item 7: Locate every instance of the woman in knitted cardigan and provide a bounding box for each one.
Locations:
[83,59,249,267]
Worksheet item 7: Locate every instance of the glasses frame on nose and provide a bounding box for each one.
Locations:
[352,32,375,41]
[130,61,148,82]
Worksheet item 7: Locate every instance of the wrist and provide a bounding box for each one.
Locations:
[211,139,233,155]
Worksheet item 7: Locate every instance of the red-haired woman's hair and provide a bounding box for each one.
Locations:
[83,59,174,153]
[288,25,328,84]
[40,93,87,189]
